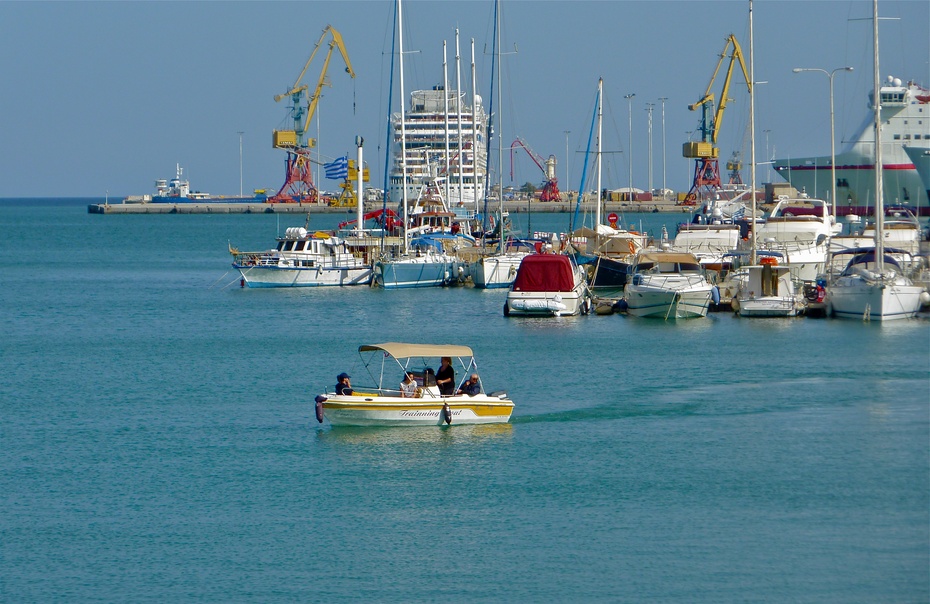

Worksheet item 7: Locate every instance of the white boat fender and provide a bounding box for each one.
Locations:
[711,286,720,305]
[920,291,930,308]
[314,395,327,423]
[442,402,452,425]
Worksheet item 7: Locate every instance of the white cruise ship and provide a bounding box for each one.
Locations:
[389,86,488,209]
[774,76,930,212]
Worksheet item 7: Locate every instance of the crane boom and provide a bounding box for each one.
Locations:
[681,34,751,203]
[510,137,560,202]
[268,24,355,204]
[685,34,751,151]
[274,24,355,149]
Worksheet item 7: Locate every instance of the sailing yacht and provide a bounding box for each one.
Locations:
[826,0,924,321]
[732,1,803,319]
[374,3,475,289]
[571,78,648,289]
[468,0,531,290]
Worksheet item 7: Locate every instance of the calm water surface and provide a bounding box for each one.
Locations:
[2,201,928,602]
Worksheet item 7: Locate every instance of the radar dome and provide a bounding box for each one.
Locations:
[893,78,902,87]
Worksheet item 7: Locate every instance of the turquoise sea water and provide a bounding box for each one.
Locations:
[2,200,928,602]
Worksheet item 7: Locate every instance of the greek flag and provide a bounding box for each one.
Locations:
[324,156,349,180]
[731,206,746,220]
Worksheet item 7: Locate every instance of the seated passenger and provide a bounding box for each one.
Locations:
[457,374,481,396]
[400,372,417,398]
[335,372,353,395]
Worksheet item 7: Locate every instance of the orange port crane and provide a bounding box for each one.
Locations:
[510,137,560,202]
[682,34,751,203]
[269,25,356,204]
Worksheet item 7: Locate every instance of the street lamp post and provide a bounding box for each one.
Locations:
[237,131,244,197]
[659,97,668,198]
[792,66,853,216]
[624,93,635,199]
[564,130,570,200]
[646,103,655,195]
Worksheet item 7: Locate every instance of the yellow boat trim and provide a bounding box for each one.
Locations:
[324,402,513,416]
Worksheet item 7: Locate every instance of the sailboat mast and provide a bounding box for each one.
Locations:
[496,0,504,251]
[749,0,757,265]
[398,0,408,254]
[596,77,603,228]
[356,137,364,231]
[471,38,479,207]
[443,41,451,203]
[872,0,885,272]
[455,30,465,206]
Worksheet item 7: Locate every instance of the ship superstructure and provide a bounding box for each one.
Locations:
[774,76,930,211]
[388,86,488,209]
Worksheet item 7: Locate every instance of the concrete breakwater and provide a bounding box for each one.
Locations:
[88,199,693,215]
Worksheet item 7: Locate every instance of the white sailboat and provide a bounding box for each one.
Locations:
[826,0,924,321]
[734,3,802,318]
[573,78,648,290]
[374,3,468,289]
[471,0,531,289]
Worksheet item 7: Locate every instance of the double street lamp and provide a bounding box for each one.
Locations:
[792,66,854,216]
[624,93,635,197]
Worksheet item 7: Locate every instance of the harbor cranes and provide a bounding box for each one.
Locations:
[269,25,356,204]
[682,34,751,203]
[510,137,560,202]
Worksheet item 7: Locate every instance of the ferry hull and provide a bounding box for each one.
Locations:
[773,159,928,209]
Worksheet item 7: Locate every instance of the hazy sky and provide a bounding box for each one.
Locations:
[1,0,927,198]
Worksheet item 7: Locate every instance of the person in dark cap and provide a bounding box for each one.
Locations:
[335,372,353,395]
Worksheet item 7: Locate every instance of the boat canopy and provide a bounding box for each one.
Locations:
[843,250,903,270]
[635,252,700,265]
[512,254,577,292]
[359,342,474,359]
[830,245,910,257]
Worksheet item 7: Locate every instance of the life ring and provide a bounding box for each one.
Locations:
[628,240,636,255]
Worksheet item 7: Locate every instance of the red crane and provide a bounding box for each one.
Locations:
[510,137,561,202]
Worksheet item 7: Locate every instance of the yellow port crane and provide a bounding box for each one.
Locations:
[274,25,356,150]
[269,25,356,204]
[682,34,751,202]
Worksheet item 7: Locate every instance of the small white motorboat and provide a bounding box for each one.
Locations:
[315,343,514,427]
[504,253,591,317]
[623,251,717,319]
